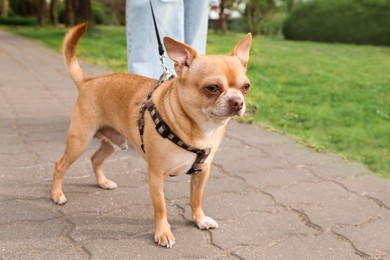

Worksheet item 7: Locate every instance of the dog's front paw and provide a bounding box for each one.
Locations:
[155,230,175,249]
[98,179,117,190]
[52,192,67,205]
[196,216,219,230]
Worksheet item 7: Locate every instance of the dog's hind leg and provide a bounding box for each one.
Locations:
[90,139,117,190]
[51,114,95,205]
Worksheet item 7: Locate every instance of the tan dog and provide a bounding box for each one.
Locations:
[52,23,252,248]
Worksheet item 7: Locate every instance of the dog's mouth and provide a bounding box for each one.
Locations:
[210,106,245,119]
[210,111,229,119]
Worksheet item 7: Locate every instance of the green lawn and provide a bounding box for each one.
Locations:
[5,25,390,177]
[6,25,128,72]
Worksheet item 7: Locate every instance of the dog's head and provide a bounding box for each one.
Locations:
[163,34,252,124]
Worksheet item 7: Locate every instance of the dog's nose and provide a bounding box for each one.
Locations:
[228,96,243,111]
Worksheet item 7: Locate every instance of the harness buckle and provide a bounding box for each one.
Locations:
[155,120,171,139]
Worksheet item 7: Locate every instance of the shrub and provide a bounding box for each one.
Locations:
[0,16,38,26]
[283,0,390,46]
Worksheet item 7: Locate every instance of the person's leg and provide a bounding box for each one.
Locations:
[126,0,184,79]
[183,0,209,55]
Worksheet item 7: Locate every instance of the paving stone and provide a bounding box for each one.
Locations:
[0,152,37,167]
[59,185,152,215]
[0,180,49,201]
[264,181,386,228]
[226,121,295,146]
[304,196,386,228]
[367,190,390,210]
[68,206,155,243]
[0,143,29,155]
[241,167,319,189]
[0,133,23,145]
[0,219,85,260]
[215,146,287,174]
[211,210,315,251]
[263,181,348,207]
[1,248,84,260]
[332,174,390,194]
[194,191,276,220]
[334,214,390,258]
[234,232,360,260]
[0,199,59,224]
[307,161,373,179]
[85,228,222,260]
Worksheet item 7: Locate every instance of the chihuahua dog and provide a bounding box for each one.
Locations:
[51,23,252,248]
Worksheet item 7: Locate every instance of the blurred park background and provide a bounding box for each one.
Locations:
[0,0,389,177]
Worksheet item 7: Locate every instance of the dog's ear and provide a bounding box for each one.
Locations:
[230,33,252,69]
[163,37,198,77]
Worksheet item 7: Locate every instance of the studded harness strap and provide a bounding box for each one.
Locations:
[137,72,211,175]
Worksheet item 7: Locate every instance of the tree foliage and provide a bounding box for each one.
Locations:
[242,0,277,35]
[7,0,96,26]
[9,0,39,17]
[283,0,390,46]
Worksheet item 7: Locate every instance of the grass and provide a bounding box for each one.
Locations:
[5,25,128,72]
[4,25,390,177]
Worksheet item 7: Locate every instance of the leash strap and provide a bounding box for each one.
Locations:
[149,0,164,57]
[149,0,172,77]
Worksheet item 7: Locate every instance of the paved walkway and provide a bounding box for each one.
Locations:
[1,29,390,260]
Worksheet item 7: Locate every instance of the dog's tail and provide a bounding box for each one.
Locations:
[63,23,89,87]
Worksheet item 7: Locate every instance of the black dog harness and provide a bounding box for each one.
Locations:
[137,72,211,175]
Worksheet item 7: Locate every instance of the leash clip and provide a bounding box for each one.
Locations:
[160,54,174,80]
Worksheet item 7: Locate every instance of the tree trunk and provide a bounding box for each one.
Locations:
[1,0,7,17]
[65,0,74,26]
[75,0,94,25]
[217,0,228,34]
[248,4,262,36]
[37,0,46,26]
[50,0,58,26]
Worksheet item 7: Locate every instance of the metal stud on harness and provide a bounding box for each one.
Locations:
[137,1,211,175]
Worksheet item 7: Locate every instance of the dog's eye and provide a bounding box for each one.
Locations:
[206,85,219,93]
[244,83,251,92]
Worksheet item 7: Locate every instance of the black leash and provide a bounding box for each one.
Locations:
[149,0,165,57]
[149,0,171,76]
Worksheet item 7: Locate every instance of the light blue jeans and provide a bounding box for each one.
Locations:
[126,0,209,79]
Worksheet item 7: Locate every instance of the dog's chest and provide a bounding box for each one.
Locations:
[165,148,197,176]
